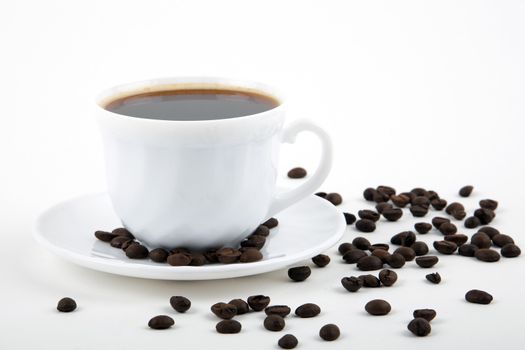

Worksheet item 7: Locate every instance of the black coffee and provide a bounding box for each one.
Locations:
[104,88,279,121]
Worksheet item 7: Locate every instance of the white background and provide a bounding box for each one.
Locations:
[2,0,525,349]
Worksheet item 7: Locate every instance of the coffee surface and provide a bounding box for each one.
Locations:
[104,89,279,121]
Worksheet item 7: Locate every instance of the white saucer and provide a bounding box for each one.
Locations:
[34,193,345,280]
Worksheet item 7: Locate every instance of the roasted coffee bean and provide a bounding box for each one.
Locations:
[240,248,263,263]
[376,202,394,213]
[353,237,371,250]
[341,276,363,292]
[288,266,311,282]
[414,222,432,234]
[501,243,521,258]
[125,243,149,259]
[439,222,457,235]
[112,227,134,238]
[432,217,450,229]
[315,192,327,198]
[262,217,279,229]
[371,249,391,263]
[426,272,441,284]
[287,167,307,179]
[264,315,285,331]
[148,315,174,330]
[458,243,479,257]
[444,234,468,246]
[167,253,192,266]
[278,334,298,349]
[94,230,116,242]
[252,225,270,237]
[57,297,76,312]
[369,243,390,251]
[431,198,447,211]
[377,185,396,197]
[382,208,403,221]
[216,247,242,264]
[373,190,390,203]
[355,219,376,232]
[453,210,467,220]
[338,242,355,255]
[459,185,474,197]
[479,199,498,211]
[241,235,266,250]
[216,320,241,334]
[471,232,492,249]
[110,236,132,248]
[391,194,410,208]
[211,302,237,319]
[410,205,428,217]
[169,247,191,255]
[295,303,321,318]
[359,274,381,288]
[401,191,416,201]
[415,255,439,268]
[265,305,291,318]
[378,269,398,287]
[390,231,416,246]
[343,249,367,264]
[474,208,495,225]
[464,216,481,229]
[365,299,391,316]
[319,324,340,341]
[325,193,343,206]
[170,296,191,313]
[343,212,357,225]
[446,202,465,215]
[149,248,169,263]
[228,299,249,314]
[357,255,384,271]
[312,254,331,267]
[413,309,436,322]
[394,247,416,261]
[425,190,440,201]
[412,196,430,209]
[411,188,428,196]
[408,318,431,336]
[492,234,514,247]
[248,295,270,311]
[358,210,380,222]
[411,241,429,256]
[204,248,219,263]
[475,249,500,262]
[363,187,377,201]
[386,253,406,268]
[433,240,457,254]
[121,239,135,251]
[478,226,500,238]
[465,289,493,304]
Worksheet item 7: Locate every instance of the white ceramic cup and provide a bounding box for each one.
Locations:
[96,77,333,249]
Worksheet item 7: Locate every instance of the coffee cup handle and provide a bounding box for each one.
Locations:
[267,119,333,217]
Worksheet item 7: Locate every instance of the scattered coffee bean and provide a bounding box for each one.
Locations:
[239,248,263,263]
[446,202,465,216]
[376,202,394,213]
[373,190,390,203]
[319,324,340,341]
[295,303,321,318]
[149,248,169,263]
[363,187,376,201]
[411,241,429,256]
[343,249,367,264]
[378,269,398,287]
[412,196,430,209]
[413,309,436,322]
[312,254,330,267]
[465,289,493,304]
[426,272,441,284]
[112,227,134,238]
[432,217,450,229]
[433,240,458,255]
[264,315,285,331]
[325,193,343,206]
[211,302,237,319]
[216,247,242,264]
[343,212,357,225]
[365,299,391,316]
[479,199,498,211]
[315,192,327,198]
[338,242,355,255]
[228,299,249,314]
[391,194,410,208]
[278,334,298,349]
[474,208,495,225]
[471,232,492,249]
[439,222,457,235]
[167,253,192,266]
[148,315,174,330]
[415,256,439,268]
[125,243,149,259]
[265,305,291,318]
[247,295,270,311]
[410,205,428,217]
[358,209,380,222]
[287,167,307,179]
[382,208,403,221]
[167,296,191,314]
[501,243,521,258]
[475,248,501,262]
[353,237,371,250]
[393,247,416,261]
[110,236,132,248]
[94,230,116,242]
[478,226,500,238]
[431,198,447,211]
[408,318,431,336]
[458,244,479,257]
[492,234,514,247]
[121,239,134,251]
[357,255,384,271]
[414,222,432,234]
[369,243,390,251]
[355,219,376,232]
[252,225,270,237]
[262,217,279,229]
[341,276,363,292]
[57,297,76,312]
[444,234,468,246]
[377,185,396,197]
[216,319,242,334]
[390,231,416,246]
[459,185,474,197]
[411,188,427,196]
[386,253,406,268]
[359,274,381,288]
[464,216,481,229]
[288,266,311,282]
[371,248,391,263]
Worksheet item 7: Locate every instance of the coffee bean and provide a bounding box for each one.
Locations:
[338,242,355,255]
[431,198,448,211]
[365,299,391,316]
[287,167,307,179]
[94,230,116,242]
[492,234,514,247]
[386,253,406,268]
[204,248,219,263]
[227,299,249,314]
[252,225,270,237]
[373,190,390,203]
[410,205,428,217]
[465,289,493,304]
[415,256,439,268]
[426,272,441,284]
[459,185,474,197]
[414,222,432,234]
[453,210,467,220]
[247,295,270,311]
[358,210,380,222]
[110,236,132,248]
[411,241,429,256]
[216,247,241,264]
[378,269,398,287]
[471,232,492,249]
[432,217,450,229]
[167,253,192,266]
[170,247,191,254]
[265,305,291,318]
[148,315,174,330]
[240,248,263,263]
[371,249,391,263]
[377,185,396,197]
[295,303,321,318]
[444,234,468,246]
[319,324,340,341]
[241,235,266,250]
[391,194,410,208]
[315,192,327,198]
[433,240,457,254]
[149,248,168,263]
[408,318,431,336]
[479,199,498,210]
[353,237,371,250]
[369,243,390,252]
[262,217,279,229]
[412,196,430,209]
[312,254,330,267]
[474,208,495,225]
[411,187,427,196]
[264,315,285,331]
[426,190,440,201]
[357,255,384,271]
[394,247,416,261]
[355,219,376,232]
[211,302,237,319]
[325,193,343,206]
[125,243,149,259]
[121,239,134,251]
[216,320,242,334]
[439,222,457,235]
[458,244,479,257]
[478,226,500,238]
[359,274,381,288]
[464,216,481,229]
[57,297,76,312]
[343,212,357,225]
[363,187,376,201]
[446,202,465,216]
[413,309,436,322]
[390,231,416,246]
[475,248,501,262]
[501,243,521,258]
[278,334,298,349]
[288,266,311,282]
[382,208,403,221]
[190,252,206,266]
[343,250,368,264]
[112,227,134,238]
[341,276,363,292]
[170,296,191,313]
[376,202,394,213]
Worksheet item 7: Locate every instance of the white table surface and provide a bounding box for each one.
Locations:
[2,0,525,349]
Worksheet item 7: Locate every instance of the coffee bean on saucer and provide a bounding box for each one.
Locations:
[413,309,436,322]
[121,239,134,251]
[343,212,357,225]
[390,231,416,246]
[431,198,448,211]
[492,234,514,247]
[216,320,241,334]
[241,235,266,250]
[376,202,394,213]
[378,269,398,287]
[216,247,241,264]
[439,222,457,235]
[110,236,132,248]
[459,185,474,197]
[94,230,116,242]
[189,252,206,266]
[288,266,311,282]
[148,315,174,330]
[471,232,492,248]
[474,208,495,225]
[265,305,291,318]
[325,193,343,206]
[479,199,498,211]
[433,240,457,255]
[465,289,493,304]
[167,253,192,266]
[411,241,429,256]
[295,303,320,318]
[408,318,431,336]
[359,274,381,288]
[278,334,298,349]
[432,217,450,229]
[478,226,500,238]
[338,242,355,255]
[204,248,219,263]
[353,237,371,250]
[111,227,134,238]
[386,253,406,268]
[365,299,391,316]
[240,248,263,263]
[315,192,327,198]
[170,247,191,255]
[57,297,76,312]
[501,243,521,258]
[444,234,468,246]
[287,167,307,179]
[125,243,149,259]
[357,256,383,271]
[355,219,376,232]
[262,217,279,229]
[415,256,439,268]
[341,276,363,292]
[458,244,479,257]
[170,296,191,313]
[394,247,416,261]
[363,187,377,201]
[252,225,270,237]
[319,324,340,341]
[382,208,403,221]
[343,249,368,264]
[228,299,249,314]
[358,210,380,222]
[464,216,481,229]
[312,254,330,267]
[211,302,237,319]
[264,315,285,331]
[475,249,500,262]
[247,295,270,311]
[410,205,428,217]
[149,248,169,263]
[391,194,410,208]
[426,272,441,284]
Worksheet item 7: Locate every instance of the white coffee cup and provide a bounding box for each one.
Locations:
[96,77,332,249]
